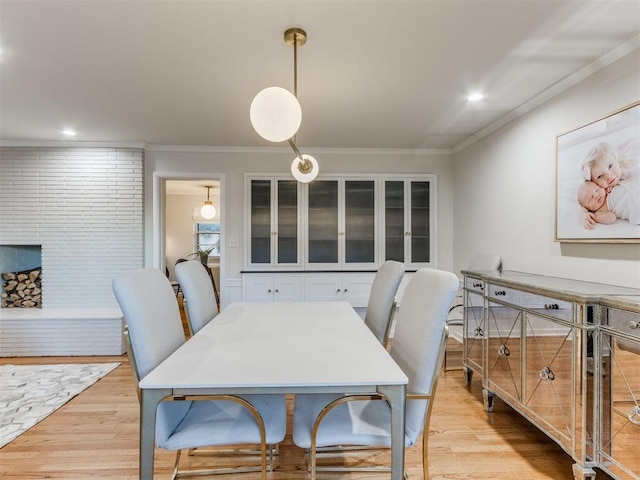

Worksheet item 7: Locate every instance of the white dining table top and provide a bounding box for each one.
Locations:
[139,301,408,390]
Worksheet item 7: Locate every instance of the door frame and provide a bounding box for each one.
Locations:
[152,171,226,302]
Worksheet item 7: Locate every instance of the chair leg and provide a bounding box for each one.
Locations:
[422,433,429,480]
[171,449,182,480]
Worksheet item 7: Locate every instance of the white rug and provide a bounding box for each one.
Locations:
[0,362,120,448]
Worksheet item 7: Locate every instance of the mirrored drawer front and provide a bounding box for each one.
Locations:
[465,277,485,294]
[605,308,640,341]
[487,284,573,322]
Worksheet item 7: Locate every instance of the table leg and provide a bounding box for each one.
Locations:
[379,384,406,480]
[140,388,171,479]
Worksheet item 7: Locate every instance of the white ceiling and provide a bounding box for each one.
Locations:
[1,0,639,151]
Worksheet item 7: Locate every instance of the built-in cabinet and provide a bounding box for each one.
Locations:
[246,177,302,268]
[303,273,374,307]
[306,178,377,269]
[382,179,433,267]
[242,274,303,302]
[244,174,435,272]
[242,272,375,308]
[462,270,640,480]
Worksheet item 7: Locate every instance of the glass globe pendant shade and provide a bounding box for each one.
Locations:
[250,86,302,142]
[291,154,319,183]
[200,201,216,220]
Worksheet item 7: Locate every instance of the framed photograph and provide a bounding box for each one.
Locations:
[555,101,640,243]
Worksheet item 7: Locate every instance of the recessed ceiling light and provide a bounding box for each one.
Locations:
[467,93,484,102]
[62,129,77,136]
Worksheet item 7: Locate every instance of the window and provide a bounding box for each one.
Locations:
[195,222,221,257]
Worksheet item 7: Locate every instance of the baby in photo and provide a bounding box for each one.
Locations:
[579,142,639,229]
[577,179,640,227]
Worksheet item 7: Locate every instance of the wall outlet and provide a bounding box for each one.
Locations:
[228,236,239,248]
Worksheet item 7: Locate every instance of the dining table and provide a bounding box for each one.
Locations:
[138,301,409,479]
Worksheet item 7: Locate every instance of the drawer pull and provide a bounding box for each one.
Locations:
[628,406,640,426]
[473,283,482,288]
[544,303,559,310]
[498,344,510,357]
[628,321,640,330]
[539,366,555,381]
[494,290,506,296]
[474,327,484,337]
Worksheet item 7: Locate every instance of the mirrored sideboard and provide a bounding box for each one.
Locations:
[461,270,640,480]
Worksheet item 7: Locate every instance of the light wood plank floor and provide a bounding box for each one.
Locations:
[0,355,615,480]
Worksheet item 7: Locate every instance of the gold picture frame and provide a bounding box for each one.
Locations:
[555,101,640,243]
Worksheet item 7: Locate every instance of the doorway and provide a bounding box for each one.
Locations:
[164,179,222,303]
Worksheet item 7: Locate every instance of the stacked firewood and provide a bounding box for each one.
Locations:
[1,268,42,308]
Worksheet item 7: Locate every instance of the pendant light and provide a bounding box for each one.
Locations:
[200,186,216,220]
[250,27,319,183]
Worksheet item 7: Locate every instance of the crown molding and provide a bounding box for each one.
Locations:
[0,140,146,149]
[452,32,640,154]
[146,144,452,156]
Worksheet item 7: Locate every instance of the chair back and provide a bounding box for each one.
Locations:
[112,269,186,380]
[364,260,404,344]
[175,260,219,335]
[468,253,502,271]
[389,268,459,445]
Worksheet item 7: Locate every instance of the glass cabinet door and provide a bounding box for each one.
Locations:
[344,180,375,264]
[382,178,433,267]
[250,179,271,264]
[384,181,405,262]
[410,181,430,264]
[277,180,298,264]
[307,180,339,264]
[248,178,300,267]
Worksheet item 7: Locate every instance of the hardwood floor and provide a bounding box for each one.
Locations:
[0,354,616,479]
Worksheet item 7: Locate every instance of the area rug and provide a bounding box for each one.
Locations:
[0,362,120,448]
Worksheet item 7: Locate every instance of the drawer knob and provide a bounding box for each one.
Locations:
[628,321,640,330]
[628,406,640,426]
[495,290,506,296]
[498,344,510,357]
[539,366,555,381]
[544,303,559,310]
[473,283,482,288]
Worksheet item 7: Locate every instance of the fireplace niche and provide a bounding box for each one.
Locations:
[0,245,42,308]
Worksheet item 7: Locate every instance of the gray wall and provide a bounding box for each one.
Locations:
[453,49,640,288]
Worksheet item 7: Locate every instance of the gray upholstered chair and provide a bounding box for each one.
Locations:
[175,259,218,335]
[113,268,286,480]
[292,268,459,479]
[364,260,404,347]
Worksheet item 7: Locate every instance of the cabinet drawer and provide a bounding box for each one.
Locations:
[487,284,573,322]
[604,308,640,341]
[464,277,485,294]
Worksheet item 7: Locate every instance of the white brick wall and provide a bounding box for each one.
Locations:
[0,147,144,355]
